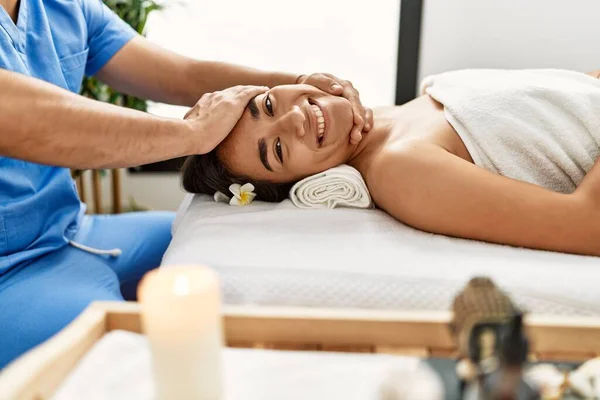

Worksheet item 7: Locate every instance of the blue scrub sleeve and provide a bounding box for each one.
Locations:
[80,0,138,76]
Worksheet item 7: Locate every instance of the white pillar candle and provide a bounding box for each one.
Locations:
[138,265,223,400]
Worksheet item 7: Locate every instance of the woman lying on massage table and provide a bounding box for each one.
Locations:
[181,68,600,257]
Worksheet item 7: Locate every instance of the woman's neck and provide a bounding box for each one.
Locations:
[346,107,398,172]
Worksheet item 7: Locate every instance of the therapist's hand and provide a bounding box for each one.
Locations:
[296,73,373,145]
[183,85,268,154]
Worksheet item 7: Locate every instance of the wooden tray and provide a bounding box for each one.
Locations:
[1,301,600,400]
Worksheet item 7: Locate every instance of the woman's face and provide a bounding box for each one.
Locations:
[217,84,355,183]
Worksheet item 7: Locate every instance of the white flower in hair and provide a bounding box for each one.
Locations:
[213,191,230,204]
[229,183,256,206]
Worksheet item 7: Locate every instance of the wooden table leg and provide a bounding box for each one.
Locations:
[111,169,122,214]
[92,170,102,214]
[76,172,86,204]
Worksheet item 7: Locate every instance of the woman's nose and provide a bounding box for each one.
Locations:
[282,105,306,139]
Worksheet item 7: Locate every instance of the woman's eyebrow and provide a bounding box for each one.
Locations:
[248,97,260,120]
[258,138,272,172]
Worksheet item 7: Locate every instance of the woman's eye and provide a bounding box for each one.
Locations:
[276,138,283,164]
[265,94,274,116]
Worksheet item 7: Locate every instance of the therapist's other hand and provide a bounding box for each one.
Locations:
[297,73,373,145]
[184,85,269,154]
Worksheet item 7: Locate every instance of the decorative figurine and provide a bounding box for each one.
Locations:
[450,276,541,399]
[484,312,540,399]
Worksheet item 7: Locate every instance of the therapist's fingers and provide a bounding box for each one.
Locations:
[357,105,373,133]
[299,73,371,144]
[342,83,372,133]
[349,102,365,145]
[350,128,363,145]
[184,85,268,154]
[298,73,344,94]
[227,85,270,102]
[363,108,374,132]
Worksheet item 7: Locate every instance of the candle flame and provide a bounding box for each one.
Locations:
[173,274,191,296]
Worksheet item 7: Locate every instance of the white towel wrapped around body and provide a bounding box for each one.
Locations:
[421,69,600,193]
[289,165,373,209]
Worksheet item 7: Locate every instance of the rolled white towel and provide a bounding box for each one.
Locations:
[289,165,373,209]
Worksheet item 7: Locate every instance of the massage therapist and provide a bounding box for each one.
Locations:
[0,0,372,367]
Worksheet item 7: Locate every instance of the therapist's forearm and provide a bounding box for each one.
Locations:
[181,59,298,106]
[0,69,190,169]
[96,37,299,107]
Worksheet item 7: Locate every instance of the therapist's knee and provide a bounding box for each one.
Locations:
[117,211,174,301]
[117,210,175,275]
[133,211,175,258]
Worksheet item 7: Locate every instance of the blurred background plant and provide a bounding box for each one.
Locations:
[79,0,163,112]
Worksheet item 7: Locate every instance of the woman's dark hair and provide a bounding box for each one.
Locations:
[181,151,293,202]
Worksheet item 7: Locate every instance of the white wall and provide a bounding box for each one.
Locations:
[147,0,400,107]
[419,0,600,84]
[116,0,401,211]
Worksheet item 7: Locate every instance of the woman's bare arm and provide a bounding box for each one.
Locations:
[576,154,600,208]
[367,143,600,256]
[587,70,600,79]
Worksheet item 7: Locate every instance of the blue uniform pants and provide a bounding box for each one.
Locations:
[0,211,174,368]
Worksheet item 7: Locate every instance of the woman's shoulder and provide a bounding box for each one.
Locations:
[363,141,443,192]
[361,142,455,223]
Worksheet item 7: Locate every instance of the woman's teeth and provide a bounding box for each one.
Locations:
[310,104,326,144]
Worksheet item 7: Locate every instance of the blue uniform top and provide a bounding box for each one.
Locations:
[0,0,136,274]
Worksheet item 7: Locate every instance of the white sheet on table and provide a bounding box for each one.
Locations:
[163,194,600,315]
[52,330,441,400]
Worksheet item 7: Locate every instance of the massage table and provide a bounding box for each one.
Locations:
[163,194,600,316]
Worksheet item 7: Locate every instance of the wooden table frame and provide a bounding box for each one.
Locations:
[1,301,600,400]
[73,169,122,214]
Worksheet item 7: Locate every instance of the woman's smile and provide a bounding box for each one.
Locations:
[309,101,327,147]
